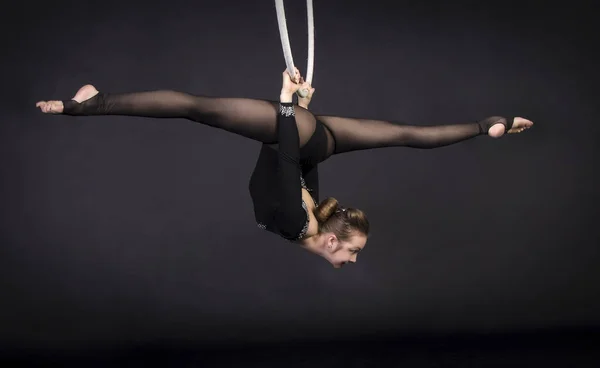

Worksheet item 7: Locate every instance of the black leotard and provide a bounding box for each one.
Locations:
[249,103,330,241]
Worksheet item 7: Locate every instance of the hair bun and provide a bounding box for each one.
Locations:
[313,198,370,240]
[314,197,339,223]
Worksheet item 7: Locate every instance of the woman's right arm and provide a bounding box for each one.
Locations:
[273,70,309,240]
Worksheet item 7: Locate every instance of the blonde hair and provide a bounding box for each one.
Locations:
[313,197,369,241]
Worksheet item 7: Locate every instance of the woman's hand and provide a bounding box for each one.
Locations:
[280,67,302,102]
[298,82,315,109]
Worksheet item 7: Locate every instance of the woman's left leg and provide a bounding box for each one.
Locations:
[316,115,533,155]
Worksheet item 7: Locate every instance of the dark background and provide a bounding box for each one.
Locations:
[2,0,598,366]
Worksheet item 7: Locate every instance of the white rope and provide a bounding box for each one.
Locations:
[275,0,314,98]
[274,0,296,80]
[305,0,314,86]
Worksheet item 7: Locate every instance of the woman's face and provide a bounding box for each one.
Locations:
[326,233,367,269]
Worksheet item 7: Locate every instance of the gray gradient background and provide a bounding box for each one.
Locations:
[1,0,598,352]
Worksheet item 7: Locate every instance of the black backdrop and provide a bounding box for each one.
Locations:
[1,0,598,366]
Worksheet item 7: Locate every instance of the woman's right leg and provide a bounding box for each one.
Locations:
[36,85,318,146]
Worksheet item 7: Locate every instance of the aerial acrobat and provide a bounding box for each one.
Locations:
[35,1,533,268]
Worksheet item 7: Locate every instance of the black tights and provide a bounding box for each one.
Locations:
[63,90,509,159]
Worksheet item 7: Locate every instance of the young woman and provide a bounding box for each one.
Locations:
[36,68,533,268]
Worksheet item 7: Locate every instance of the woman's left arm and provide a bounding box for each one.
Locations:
[297,82,315,109]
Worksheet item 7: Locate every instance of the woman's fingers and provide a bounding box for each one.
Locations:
[294,67,303,83]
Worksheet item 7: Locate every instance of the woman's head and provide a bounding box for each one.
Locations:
[313,197,370,268]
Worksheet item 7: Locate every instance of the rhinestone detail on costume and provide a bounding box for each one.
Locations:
[292,200,310,241]
[279,105,295,117]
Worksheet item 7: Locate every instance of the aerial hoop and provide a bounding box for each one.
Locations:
[274,0,314,98]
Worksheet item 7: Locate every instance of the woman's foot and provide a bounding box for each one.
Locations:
[488,117,534,138]
[36,84,99,114]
